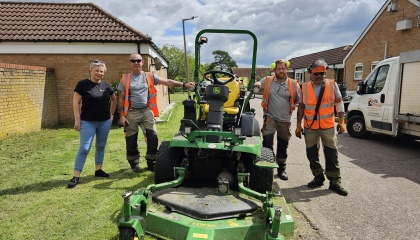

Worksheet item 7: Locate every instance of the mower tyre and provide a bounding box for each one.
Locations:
[119,216,146,240]
[155,141,184,184]
[247,147,274,193]
[119,227,135,240]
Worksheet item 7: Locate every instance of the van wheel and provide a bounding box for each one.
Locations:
[347,115,371,139]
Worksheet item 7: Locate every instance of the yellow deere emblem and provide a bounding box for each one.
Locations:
[213,87,221,94]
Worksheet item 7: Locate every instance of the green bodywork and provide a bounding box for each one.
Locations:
[119,168,294,240]
[170,132,262,156]
[194,29,258,121]
[118,29,294,240]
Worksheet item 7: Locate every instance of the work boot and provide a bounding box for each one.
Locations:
[132,165,141,173]
[277,170,288,181]
[307,175,325,188]
[277,162,288,180]
[329,183,348,196]
[128,159,141,173]
[146,158,155,172]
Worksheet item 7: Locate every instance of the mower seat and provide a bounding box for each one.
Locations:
[203,80,240,115]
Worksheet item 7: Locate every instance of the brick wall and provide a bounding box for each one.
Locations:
[345,0,420,90]
[0,54,169,124]
[0,63,58,139]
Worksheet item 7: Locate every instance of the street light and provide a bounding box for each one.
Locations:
[182,16,198,84]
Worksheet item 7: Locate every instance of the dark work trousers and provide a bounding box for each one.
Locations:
[124,107,158,168]
[262,117,291,170]
[304,127,341,183]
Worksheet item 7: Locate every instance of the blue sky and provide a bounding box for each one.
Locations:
[2,0,386,67]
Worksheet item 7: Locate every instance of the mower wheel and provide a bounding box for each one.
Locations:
[155,141,184,184]
[119,227,136,240]
[247,147,274,193]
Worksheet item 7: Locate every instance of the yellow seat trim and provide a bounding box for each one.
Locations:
[224,80,240,108]
[203,80,240,115]
[203,105,239,115]
[223,107,240,115]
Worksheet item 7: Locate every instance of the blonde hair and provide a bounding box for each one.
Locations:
[90,60,106,71]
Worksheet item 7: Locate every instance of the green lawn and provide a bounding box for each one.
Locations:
[0,92,306,240]
[0,92,190,240]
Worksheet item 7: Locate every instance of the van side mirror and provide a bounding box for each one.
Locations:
[356,81,364,95]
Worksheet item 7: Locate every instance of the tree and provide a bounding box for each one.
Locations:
[198,62,212,80]
[160,44,195,83]
[208,50,238,72]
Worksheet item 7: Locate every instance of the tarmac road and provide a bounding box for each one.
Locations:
[249,95,420,240]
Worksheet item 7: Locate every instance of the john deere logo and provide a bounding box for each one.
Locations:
[213,87,221,94]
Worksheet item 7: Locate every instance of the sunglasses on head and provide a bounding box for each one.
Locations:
[313,72,325,76]
[130,59,142,63]
[90,60,106,67]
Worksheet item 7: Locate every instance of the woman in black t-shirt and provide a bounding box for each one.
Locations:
[68,60,117,188]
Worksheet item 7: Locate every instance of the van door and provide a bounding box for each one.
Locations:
[361,63,396,135]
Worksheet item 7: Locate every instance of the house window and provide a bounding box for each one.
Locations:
[371,61,380,71]
[354,63,363,80]
[295,71,304,83]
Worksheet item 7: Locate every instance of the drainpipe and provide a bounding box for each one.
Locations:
[136,42,141,54]
[383,41,387,59]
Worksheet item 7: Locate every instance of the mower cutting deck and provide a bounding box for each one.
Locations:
[117,29,294,240]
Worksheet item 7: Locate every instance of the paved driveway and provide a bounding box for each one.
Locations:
[249,95,420,240]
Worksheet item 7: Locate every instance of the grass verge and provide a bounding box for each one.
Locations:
[0,92,305,240]
[0,92,189,240]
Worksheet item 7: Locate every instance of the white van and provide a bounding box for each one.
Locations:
[346,50,420,139]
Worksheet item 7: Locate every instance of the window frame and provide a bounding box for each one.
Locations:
[295,70,304,83]
[371,61,380,72]
[354,63,363,80]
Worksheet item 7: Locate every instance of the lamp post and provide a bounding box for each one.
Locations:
[182,16,198,84]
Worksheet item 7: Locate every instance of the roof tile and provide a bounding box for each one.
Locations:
[0,1,151,43]
[289,45,353,69]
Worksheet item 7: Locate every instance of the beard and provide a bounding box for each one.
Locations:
[312,77,325,85]
[275,71,286,80]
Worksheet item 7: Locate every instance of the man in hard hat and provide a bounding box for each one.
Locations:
[295,59,348,196]
[254,59,300,180]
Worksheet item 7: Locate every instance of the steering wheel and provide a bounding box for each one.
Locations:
[203,70,235,85]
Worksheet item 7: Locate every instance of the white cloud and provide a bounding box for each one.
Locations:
[1,0,386,67]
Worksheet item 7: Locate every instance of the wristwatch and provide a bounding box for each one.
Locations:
[182,82,186,88]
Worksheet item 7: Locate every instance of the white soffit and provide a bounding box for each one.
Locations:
[0,42,168,67]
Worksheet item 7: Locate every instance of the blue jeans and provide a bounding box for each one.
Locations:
[74,119,112,173]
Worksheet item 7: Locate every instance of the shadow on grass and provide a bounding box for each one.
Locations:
[0,168,155,196]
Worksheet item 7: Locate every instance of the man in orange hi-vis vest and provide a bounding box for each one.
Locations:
[295,59,348,196]
[254,59,300,181]
[118,53,195,173]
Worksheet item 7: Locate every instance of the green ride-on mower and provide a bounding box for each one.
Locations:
[118,29,294,240]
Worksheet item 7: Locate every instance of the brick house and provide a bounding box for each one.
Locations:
[231,67,272,86]
[288,45,352,84]
[0,2,170,135]
[344,0,420,91]
[232,45,351,86]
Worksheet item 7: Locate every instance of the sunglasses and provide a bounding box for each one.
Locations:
[130,59,142,63]
[313,72,325,76]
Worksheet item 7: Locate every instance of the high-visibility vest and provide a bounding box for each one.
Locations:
[121,72,159,117]
[261,76,299,113]
[301,79,336,129]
